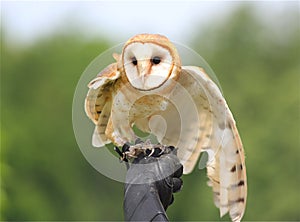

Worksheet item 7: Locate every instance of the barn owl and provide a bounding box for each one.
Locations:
[85,34,247,221]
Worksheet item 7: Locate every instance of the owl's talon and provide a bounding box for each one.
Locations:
[145,149,151,156]
[148,148,155,157]
[114,146,129,162]
[122,143,131,152]
[158,148,165,156]
[114,147,123,158]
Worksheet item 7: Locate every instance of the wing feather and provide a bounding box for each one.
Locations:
[181,66,247,222]
[85,63,120,147]
[148,66,247,221]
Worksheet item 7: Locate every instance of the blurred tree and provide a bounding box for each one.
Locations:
[1,33,125,220]
[1,4,299,221]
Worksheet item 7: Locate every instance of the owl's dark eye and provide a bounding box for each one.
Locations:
[151,56,161,65]
[132,57,138,66]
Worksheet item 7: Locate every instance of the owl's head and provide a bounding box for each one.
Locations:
[121,34,181,91]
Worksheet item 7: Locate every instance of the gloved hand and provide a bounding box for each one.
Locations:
[122,142,183,221]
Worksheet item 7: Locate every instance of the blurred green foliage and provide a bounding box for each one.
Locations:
[1,6,299,221]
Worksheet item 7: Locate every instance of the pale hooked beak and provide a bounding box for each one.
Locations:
[137,60,152,83]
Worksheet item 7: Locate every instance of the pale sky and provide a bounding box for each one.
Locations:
[1,1,298,45]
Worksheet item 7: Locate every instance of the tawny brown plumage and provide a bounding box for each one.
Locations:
[85,34,247,221]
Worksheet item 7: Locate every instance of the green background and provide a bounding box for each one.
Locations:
[1,4,299,221]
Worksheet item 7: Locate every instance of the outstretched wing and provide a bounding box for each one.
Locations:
[85,63,121,147]
[146,66,247,221]
[181,66,247,222]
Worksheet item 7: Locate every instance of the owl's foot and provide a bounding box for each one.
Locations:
[114,142,131,162]
[114,138,176,162]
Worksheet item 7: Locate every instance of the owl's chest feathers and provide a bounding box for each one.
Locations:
[112,79,170,120]
[130,95,169,117]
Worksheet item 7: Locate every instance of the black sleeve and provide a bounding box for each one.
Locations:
[123,147,183,221]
